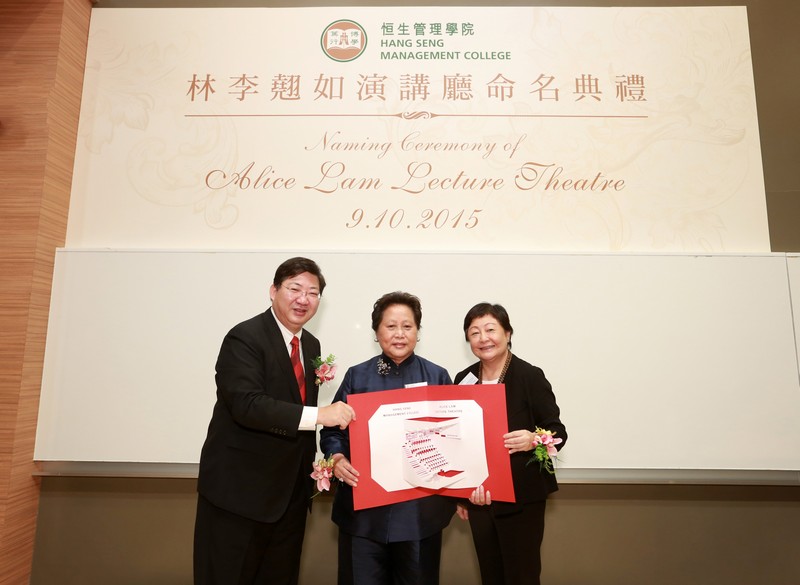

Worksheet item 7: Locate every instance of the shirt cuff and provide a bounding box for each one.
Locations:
[299,406,319,431]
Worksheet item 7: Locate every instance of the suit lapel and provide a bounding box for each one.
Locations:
[262,309,301,399]
[300,334,318,406]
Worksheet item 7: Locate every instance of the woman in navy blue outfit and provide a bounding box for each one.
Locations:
[454,302,566,585]
[320,291,455,585]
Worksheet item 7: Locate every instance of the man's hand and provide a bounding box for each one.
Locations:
[317,401,356,429]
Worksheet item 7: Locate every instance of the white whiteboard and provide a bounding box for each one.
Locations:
[34,250,800,481]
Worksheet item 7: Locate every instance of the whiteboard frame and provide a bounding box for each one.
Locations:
[34,249,800,483]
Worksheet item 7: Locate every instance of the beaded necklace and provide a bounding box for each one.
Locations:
[478,351,512,384]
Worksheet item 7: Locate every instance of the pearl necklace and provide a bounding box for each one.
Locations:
[478,351,512,384]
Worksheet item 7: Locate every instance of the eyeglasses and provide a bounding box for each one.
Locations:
[282,284,321,301]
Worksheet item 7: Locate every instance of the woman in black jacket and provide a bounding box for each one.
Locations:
[454,302,567,585]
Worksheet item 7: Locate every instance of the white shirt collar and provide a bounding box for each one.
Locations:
[270,308,302,354]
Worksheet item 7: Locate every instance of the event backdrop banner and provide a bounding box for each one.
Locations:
[66,6,769,252]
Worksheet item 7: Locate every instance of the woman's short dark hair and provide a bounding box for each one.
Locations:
[462,302,514,345]
[273,257,326,294]
[371,291,422,331]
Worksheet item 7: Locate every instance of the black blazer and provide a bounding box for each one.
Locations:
[454,354,566,514]
[197,309,320,523]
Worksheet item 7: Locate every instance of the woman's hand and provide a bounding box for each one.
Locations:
[331,453,360,487]
[456,503,469,521]
[468,484,492,506]
[503,429,535,454]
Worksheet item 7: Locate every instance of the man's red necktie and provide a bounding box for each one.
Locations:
[290,336,306,404]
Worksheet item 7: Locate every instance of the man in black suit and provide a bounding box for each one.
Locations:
[194,257,355,585]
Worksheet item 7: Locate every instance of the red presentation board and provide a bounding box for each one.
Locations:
[347,384,514,510]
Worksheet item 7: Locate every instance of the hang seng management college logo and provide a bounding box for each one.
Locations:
[321,19,368,62]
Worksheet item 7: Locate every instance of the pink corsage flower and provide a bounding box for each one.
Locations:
[527,427,563,475]
[310,454,337,497]
[313,354,337,386]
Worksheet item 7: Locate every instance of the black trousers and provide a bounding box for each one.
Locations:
[337,530,443,585]
[193,479,308,585]
[468,500,547,585]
